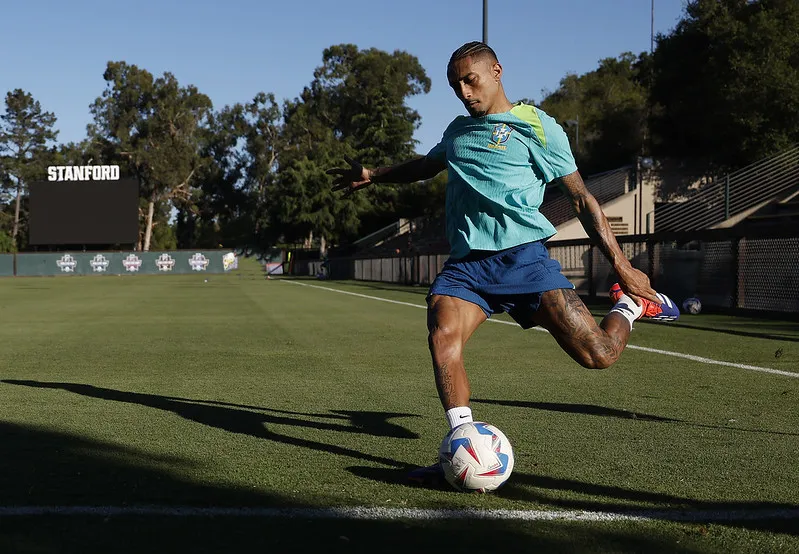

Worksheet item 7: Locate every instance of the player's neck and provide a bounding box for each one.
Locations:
[484,97,515,115]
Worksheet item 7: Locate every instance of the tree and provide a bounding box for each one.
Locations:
[89,62,212,250]
[0,90,58,248]
[193,93,285,251]
[277,44,432,251]
[539,53,649,175]
[651,0,799,169]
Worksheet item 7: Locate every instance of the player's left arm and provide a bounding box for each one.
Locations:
[555,171,659,304]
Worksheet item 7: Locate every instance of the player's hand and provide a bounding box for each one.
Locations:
[616,265,660,305]
[327,156,372,195]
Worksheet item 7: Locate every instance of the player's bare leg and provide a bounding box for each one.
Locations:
[532,288,630,369]
[426,294,486,409]
[407,294,485,487]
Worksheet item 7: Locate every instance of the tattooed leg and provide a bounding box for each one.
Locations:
[532,288,630,369]
[427,294,487,409]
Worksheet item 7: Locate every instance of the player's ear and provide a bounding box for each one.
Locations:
[492,62,503,82]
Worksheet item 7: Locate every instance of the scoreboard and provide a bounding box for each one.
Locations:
[28,165,139,245]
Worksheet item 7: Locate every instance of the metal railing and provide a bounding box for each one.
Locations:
[326,227,799,316]
[540,166,632,228]
[656,146,799,231]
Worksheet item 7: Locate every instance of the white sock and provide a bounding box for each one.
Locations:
[445,406,473,430]
[609,293,643,330]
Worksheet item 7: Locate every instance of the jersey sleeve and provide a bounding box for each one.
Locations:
[426,138,447,162]
[535,111,578,182]
[425,116,464,162]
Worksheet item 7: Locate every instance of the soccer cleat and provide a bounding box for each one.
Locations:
[406,463,447,488]
[609,283,680,322]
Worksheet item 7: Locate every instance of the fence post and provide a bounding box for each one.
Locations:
[648,238,656,288]
[587,246,595,299]
[732,237,741,309]
[724,175,731,220]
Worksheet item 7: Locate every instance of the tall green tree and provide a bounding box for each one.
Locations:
[276,94,355,252]
[192,92,285,251]
[0,89,58,247]
[89,62,212,250]
[651,0,799,169]
[277,44,432,251]
[539,53,649,175]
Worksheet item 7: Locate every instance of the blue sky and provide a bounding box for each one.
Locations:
[1,0,687,156]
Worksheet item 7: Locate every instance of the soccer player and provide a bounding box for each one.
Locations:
[327,42,679,485]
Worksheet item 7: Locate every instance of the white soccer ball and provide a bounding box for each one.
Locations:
[438,421,514,493]
[682,297,702,315]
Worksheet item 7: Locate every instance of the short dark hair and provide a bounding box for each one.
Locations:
[448,42,498,67]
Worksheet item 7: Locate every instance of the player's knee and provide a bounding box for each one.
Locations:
[580,347,617,370]
[428,325,462,363]
[573,338,618,370]
[580,354,614,370]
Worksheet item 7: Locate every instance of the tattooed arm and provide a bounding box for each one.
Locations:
[555,171,659,304]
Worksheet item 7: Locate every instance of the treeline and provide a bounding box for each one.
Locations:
[1,0,797,253]
[541,0,799,178]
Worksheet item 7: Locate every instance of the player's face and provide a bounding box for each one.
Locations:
[447,55,502,117]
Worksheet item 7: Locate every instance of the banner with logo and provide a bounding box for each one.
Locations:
[13,251,239,277]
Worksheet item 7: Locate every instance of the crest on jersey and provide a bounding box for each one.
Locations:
[488,123,512,150]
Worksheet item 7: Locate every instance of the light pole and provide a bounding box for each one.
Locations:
[651,0,655,55]
[565,116,579,151]
[483,0,488,44]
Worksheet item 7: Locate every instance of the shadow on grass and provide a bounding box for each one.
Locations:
[472,398,679,422]
[329,280,430,297]
[501,472,799,536]
[583,303,799,343]
[0,384,725,553]
[2,380,416,469]
[0,421,713,554]
[349,465,799,537]
[640,321,799,343]
[471,398,799,438]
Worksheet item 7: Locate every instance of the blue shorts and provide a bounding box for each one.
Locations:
[428,240,574,329]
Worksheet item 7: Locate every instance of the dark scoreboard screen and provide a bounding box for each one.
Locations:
[29,178,139,245]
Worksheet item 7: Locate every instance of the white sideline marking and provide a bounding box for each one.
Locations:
[282,280,799,379]
[0,505,797,522]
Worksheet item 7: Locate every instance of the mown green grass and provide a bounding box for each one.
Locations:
[0,260,796,553]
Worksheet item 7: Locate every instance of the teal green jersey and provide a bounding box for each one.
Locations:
[426,103,577,258]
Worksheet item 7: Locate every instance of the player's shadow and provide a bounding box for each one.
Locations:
[1,380,417,470]
[0,421,703,554]
[471,398,799,437]
[641,320,799,343]
[473,398,678,422]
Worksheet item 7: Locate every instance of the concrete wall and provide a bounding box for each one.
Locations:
[553,179,657,240]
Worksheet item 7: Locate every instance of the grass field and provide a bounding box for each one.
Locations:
[0,257,797,553]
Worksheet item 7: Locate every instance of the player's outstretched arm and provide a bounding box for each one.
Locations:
[328,155,445,194]
[555,170,660,304]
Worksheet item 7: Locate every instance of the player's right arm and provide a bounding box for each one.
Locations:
[328,156,446,194]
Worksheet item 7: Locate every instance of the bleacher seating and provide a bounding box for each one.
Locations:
[353,166,634,258]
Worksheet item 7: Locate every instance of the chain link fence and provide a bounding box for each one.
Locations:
[546,229,799,314]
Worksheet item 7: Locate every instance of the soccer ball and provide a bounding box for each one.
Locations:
[682,297,702,315]
[438,421,514,493]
